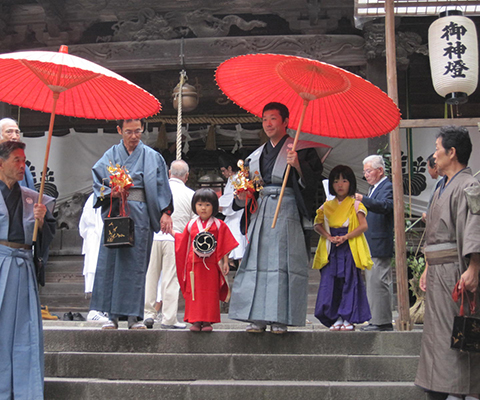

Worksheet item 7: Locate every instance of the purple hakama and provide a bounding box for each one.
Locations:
[314,227,371,327]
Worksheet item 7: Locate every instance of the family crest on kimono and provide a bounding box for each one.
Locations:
[415,126,480,400]
[228,102,323,334]
[89,119,173,330]
[175,188,238,332]
[313,165,372,331]
[0,141,56,399]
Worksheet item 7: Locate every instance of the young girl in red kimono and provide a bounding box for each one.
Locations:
[175,188,238,332]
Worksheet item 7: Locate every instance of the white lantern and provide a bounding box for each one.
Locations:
[428,10,478,105]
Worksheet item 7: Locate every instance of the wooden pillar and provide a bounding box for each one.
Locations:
[385,0,412,331]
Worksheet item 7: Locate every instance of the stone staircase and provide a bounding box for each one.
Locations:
[41,229,428,400]
[43,326,427,400]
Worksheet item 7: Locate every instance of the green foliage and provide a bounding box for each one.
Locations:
[407,254,426,298]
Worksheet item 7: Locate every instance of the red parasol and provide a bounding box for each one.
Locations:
[0,45,161,239]
[216,53,401,227]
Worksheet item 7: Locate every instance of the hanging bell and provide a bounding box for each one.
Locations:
[173,82,199,112]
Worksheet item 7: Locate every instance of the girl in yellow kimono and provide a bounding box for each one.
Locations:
[313,165,373,331]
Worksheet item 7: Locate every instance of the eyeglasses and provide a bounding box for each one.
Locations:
[4,129,21,135]
[363,169,376,176]
[123,129,143,136]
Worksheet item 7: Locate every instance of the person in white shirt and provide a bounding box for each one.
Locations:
[143,160,195,329]
[79,193,108,322]
[218,154,247,270]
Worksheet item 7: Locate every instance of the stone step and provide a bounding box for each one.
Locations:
[44,329,422,356]
[45,351,418,382]
[44,378,428,400]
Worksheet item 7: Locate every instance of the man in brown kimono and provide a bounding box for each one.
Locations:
[415,126,480,400]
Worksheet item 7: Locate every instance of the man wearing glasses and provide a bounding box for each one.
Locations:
[0,118,35,190]
[90,119,173,330]
[355,155,394,331]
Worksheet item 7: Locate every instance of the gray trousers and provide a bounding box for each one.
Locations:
[365,257,392,326]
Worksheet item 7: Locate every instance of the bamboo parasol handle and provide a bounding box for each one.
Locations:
[33,93,59,242]
[271,99,309,228]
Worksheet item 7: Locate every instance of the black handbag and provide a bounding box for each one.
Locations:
[451,281,480,353]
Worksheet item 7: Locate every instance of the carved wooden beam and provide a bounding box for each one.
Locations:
[42,34,366,73]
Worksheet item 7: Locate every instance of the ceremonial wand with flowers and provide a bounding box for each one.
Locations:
[100,162,136,248]
[232,160,263,241]
[101,161,134,218]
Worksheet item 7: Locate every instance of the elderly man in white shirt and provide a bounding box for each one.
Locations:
[143,160,195,329]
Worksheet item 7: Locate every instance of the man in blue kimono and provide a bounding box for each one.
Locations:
[0,141,55,399]
[228,102,323,334]
[90,119,173,330]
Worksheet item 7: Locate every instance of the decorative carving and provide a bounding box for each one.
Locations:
[72,34,366,71]
[36,0,68,38]
[363,21,386,60]
[164,10,266,38]
[56,193,86,230]
[213,35,364,62]
[396,31,428,69]
[363,21,428,68]
[100,8,266,42]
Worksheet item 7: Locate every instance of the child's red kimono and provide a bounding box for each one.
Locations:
[175,217,238,323]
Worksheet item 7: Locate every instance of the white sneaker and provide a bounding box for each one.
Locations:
[161,322,187,329]
[87,310,109,322]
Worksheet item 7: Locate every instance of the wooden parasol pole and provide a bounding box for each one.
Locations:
[32,91,59,242]
[385,0,412,331]
[271,99,309,228]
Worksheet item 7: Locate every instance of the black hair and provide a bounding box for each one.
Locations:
[427,153,436,169]
[191,188,219,216]
[117,119,146,129]
[218,153,239,172]
[328,165,357,197]
[436,125,472,166]
[262,102,289,121]
[0,140,25,160]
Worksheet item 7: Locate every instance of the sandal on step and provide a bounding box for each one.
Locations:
[329,324,342,331]
[201,322,213,332]
[190,322,202,332]
[340,323,355,331]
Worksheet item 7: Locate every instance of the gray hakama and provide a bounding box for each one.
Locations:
[229,186,309,326]
[415,168,480,395]
[228,135,321,327]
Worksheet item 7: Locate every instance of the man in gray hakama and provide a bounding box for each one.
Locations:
[415,126,480,400]
[90,119,173,330]
[228,102,323,334]
[0,141,55,399]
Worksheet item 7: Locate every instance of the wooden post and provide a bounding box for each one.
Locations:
[385,0,412,331]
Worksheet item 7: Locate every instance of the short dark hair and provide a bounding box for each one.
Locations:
[329,165,357,197]
[436,125,471,166]
[117,119,146,129]
[427,153,436,169]
[262,102,289,121]
[218,153,239,172]
[191,188,219,216]
[0,140,25,160]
